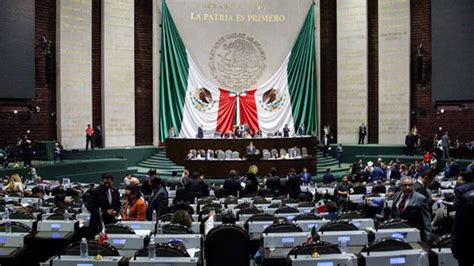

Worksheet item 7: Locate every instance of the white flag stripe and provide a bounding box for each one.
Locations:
[255,52,296,135]
[179,50,221,138]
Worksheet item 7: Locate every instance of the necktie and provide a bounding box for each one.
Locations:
[399,195,407,213]
[107,189,112,206]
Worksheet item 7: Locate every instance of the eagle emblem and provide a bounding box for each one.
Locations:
[258,88,286,112]
[191,88,216,112]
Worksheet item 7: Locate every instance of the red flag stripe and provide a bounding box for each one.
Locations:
[216,89,236,135]
[239,89,259,134]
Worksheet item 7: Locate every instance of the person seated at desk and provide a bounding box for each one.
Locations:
[171,209,193,229]
[51,193,69,214]
[274,130,282,137]
[4,174,24,197]
[204,210,237,235]
[205,149,214,160]
[246,142,257,155]
[234,124,244,138]
[185,150,195,160]
[253,130,263,138]
[121,185,147,221]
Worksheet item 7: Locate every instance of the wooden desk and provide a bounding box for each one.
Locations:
[166,136,318,164]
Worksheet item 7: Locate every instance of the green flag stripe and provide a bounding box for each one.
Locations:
[159,0,189,142]
[288,5,317,135]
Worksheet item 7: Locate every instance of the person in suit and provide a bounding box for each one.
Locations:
[86,173,121,232]
[358,123,367,144]
[391,176,432,242]
[405,132,415,155]
[335,176,353,211]
[390,163,401,180]
[147,176,169,220]
[441,131,450,158]
[414,170,436,208]
[274,130,282,137]
[265,168,281,196]
[121,185,147,221]
[321,134,330,157]
[243,172,259,196]
[185,172,210,199]
[95,125,103,148]
[223,170,241,197]
[322,169,335,184]
[298,123,306,136]
[452,172,474,266]
[287,168,301,199]
[196,125,204,139]
[283,124,290,138]
[246,142,256,155]
[300,167,312,185]
[336,144,343,168]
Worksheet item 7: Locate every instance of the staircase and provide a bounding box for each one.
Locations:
[315,150,351,180]
[128,148,184,179]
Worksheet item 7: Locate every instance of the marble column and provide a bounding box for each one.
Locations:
[101,0,135,147]
[56,0,92,149]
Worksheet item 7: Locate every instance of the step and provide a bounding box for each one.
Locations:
[138,163,184,170]
[150,155,169,159]
[143,159,179,166]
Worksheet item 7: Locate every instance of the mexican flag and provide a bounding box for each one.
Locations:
[239,6,317,136]
[159,0,236,141]
[159,1,317,141]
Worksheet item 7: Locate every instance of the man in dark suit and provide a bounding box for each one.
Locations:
[414,169,435,202]
[322,169,335,184]
[224,170,241,197]
[452,172,474,266]
[390,163,401,180]
[298,123,306,136]
[246,142,256,155]
[185,172,210,199]
[283,124,290,138]
[196,125,204,138]
[287,169,301,199]
[405,132,415,155]
[147,176,169,220]
[358,123,367,144]
[391,176,432,242]
[265,168,281,196]
[86,173,121,233]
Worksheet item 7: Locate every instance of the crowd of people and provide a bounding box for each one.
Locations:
[0,158,473,265]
